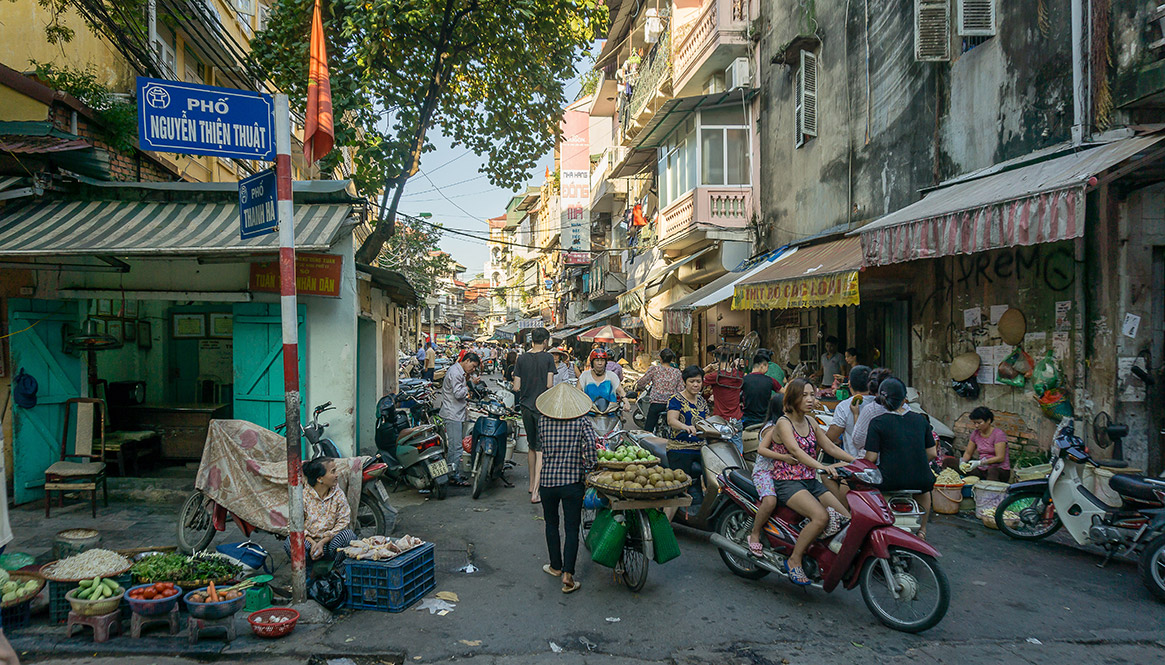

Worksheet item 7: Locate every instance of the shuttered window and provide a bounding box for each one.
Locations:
[794,50,817,148]
[957,0,996,36]
[915,0,951,62]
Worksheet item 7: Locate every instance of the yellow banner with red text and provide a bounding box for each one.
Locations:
[733,271,860,310]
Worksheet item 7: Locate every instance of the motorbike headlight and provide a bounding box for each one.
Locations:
[487,403,506,416]
[853,467,883,485]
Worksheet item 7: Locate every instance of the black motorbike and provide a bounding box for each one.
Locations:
[468,393,513,500]
[374,395,451,500]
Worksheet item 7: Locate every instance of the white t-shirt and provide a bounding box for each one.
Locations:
[833,395,873,459]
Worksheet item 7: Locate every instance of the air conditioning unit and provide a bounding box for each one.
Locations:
[725,57,751,90]
[645,9,661,44]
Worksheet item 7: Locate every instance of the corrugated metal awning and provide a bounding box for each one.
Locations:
[619,245,715,313]
[556,304,620,338]
[733,237,863,310]
[631,88,759,150]
[0,199,356,257]
[855,135,1165,267]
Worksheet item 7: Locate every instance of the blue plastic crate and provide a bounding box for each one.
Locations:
[344,542,435,613]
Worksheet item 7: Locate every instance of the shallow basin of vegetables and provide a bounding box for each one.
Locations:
[126,582,182,616]
[184,585,246,620]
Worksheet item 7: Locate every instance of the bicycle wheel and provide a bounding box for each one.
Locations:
[617,511,650,591]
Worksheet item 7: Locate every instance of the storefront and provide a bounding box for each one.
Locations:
[0,180,414,503]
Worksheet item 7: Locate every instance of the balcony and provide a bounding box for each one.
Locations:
[658,186,752,250]
[590,147,629,209]
[618,30,673,144]
[672,0,752,96]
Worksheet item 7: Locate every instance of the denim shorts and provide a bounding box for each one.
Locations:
[773,478,829,505]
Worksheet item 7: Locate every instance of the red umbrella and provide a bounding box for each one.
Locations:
[577,325,636,343]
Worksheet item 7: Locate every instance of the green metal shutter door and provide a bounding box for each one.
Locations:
[232,302,306,431]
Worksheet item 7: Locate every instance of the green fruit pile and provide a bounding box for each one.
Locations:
[1,579,39,603]
[591,464,689,491]
[598,446,659,464]
[75,576,121,600]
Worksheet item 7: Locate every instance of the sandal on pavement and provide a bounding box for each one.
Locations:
[783,560,811,586]
[542,564,561,577]
[562,579,581,594]
[449,477,470,487]
[747,536,763,556]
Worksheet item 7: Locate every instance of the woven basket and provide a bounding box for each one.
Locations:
[1,571,45,609]
[595,458,662,470]
[586,472,692,499]
[39,560,132,583]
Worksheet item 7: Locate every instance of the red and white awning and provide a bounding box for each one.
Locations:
[855,135,1165,267]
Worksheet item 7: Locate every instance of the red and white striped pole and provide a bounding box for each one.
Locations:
[274,93,306,603]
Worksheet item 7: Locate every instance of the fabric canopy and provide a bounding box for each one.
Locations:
[619,245,715,313]
[733,237,863,310]
[856,135,1165,267]
[661,247,796,334]
[555,304,620,339]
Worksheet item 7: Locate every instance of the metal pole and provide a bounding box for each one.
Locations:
[274,94,305,603]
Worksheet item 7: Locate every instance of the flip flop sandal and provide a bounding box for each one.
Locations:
[562,580,581,594]
[782,560,812,586]
[542,564,561,577]
[747,536,764,556]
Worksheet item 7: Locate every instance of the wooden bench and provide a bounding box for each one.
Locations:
[104,430,162,477]
[952,411,1041,467]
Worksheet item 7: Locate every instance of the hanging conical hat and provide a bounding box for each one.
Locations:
[998,308,1027,346]
[536,382,593,420]
[950,352,983,381]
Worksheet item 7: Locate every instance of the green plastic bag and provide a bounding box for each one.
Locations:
[586,508,627,568]
[997,348,1033,388]
[1032,350,1060,395]
[645,509,680,564]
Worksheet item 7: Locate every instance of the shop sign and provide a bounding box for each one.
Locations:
[733,271,860,310]
[250,252,342,297]
[518,318,544,329]
[238,168,277,239]
[564,252,591,265]
[136,77,275,160]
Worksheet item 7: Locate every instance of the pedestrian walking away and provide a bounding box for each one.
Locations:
[634,348,682,434]
[534,382,598,594]
[513,328,556,503]
[439,352,481,486]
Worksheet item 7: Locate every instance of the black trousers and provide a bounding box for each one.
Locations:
[645,402,668,434]
[541,482,585,575]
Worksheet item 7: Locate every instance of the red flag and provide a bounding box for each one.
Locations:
[304,0,334,163]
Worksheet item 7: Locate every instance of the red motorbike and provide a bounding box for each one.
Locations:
[709,461,950,632]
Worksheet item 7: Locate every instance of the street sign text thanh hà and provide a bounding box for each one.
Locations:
[238,169,277,239]
[136,77,275,161]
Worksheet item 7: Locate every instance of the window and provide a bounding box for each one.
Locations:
[794,50,817,148]
[657,106,750,207]
[956,0,996,36]
[235,0,255,15]
[184,50,204,84]
[153,29,177,79]
[914,0,952,62]
[257,4,270,30]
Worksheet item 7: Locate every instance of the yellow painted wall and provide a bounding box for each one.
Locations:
[0,86,49,122]
[0,1,134,91]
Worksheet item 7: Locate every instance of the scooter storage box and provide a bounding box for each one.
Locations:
[645,509,680,564]
[586,508,627,568]
[344,542,435,613]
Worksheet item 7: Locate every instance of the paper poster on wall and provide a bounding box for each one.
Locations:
[1122,313,1141,339]
[989,305,1010,325]
[1118,357,1147,402]
[1052,331,1070,359]
[198,339,233,383]
[975,345,995,384]
[1023,332,1047,354]
[1055,301,1072,331]
[963,307,982,329]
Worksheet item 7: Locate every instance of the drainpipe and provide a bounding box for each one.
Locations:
[1070,0,1087,144]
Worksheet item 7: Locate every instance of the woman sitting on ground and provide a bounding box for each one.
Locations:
[863,377,938,540]
[302,457,355,563]
[770,379,854,586]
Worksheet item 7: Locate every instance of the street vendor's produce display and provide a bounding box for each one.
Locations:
[934,468,963,485]
[597,446,660,467]
[187,581,243,604]
[65,578,124,617]
[127,582,180,601]
[184,580,252,620]
[131,552,241,585]
[41,549,131,581]
[0,570,42,604]
[73,576,121,600]
[587,464,691,498]
[339,534,424,561]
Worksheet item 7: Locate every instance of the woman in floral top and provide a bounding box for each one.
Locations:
[666,365,710,512]
[635,348,683,434]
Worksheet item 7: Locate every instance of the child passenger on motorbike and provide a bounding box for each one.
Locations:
[770,379,854,585]
[747,393,798,555]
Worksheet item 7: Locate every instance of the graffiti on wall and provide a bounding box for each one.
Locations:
[920,244,1076,316]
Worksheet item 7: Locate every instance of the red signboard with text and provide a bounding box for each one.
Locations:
[250,252,343,298]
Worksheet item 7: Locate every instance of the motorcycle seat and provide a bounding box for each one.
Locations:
[1108,473,1165,503]
[398,425,437,445]
[728,469,760,503]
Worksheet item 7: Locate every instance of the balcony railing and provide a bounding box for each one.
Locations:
[617,30,672,142]
[658,186,752,244]
[672,0,751,93]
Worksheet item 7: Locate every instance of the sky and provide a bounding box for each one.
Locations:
[394,68,588,279]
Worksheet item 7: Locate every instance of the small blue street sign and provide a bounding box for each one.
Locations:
[137,77,275,160]
[239,169,278,240]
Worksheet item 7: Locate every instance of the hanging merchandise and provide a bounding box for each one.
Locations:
[952,375,981,400]
[1036,388,1073,421]
[1031,350,1061,395]
[997,348,1035,387]
[12,369,37,409]
[631,204,646,227]
[997,308,1027,346]
[949,352,982,383]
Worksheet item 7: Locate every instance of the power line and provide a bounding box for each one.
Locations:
[401,174,489,197]
[418,169,492,225]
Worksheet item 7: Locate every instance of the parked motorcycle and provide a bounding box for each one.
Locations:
[710,460,949,632]
[995,419,1165,601]
[374,395,450,500]
[466,394,514,499]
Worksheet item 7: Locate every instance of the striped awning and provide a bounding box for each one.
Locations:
[0,199,355,257]
[855,135,1165,267]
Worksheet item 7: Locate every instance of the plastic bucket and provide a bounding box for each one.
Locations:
[973,481,1011,519]
[933,483,965,514]
[1015,464,1052,482]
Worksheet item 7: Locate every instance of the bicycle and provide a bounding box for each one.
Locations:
[581,490,690,591]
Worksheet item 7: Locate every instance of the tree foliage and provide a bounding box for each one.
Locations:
[250,0,607,265]
[376,214,450,298]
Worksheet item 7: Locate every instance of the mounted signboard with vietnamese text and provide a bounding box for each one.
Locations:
[559,108,590,254]
[137,77,275,160]
[238,169,277,239]
[250,253,343,298]
[732,271,860,310]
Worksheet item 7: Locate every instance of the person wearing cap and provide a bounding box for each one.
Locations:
[863,377,938,539]
[579,349,625,406]
[535,383,598,594]
[550,347,576,386]
[634,348,682,434]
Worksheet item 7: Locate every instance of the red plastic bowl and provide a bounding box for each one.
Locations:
[247,607,300,638]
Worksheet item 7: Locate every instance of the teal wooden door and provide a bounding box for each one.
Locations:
[232,302,306,431]
[8,300,83,505]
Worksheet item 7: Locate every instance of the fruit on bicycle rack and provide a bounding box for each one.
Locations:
[592,464,688,490]
[598,446,659,464]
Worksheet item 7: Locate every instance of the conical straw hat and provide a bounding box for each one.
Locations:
[950,352,982,381]
[997,308,1027,346]
[536,382,593,420]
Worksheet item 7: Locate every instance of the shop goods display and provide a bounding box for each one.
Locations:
[247,607,300,638]
[0,571,41,604]
[339,534,424,562]
[345,541,435,613]
[587,464,691,498]
[65,579,124,617]
[131,552,242,586]
[41,549,131,581]
[597,446,659,467]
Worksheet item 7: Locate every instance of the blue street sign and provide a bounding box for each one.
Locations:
[137,77,275,160]
[239,169,278,240]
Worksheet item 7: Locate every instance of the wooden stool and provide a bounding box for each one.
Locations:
[130,604,180,638]
[66,609,121,643]
[187,615,236,645]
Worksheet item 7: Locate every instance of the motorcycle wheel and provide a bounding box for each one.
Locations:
[995,493,1062,540]
[176,491,216,554]
[1139,534,1165,602]
[617,511,650,592]
[471,453,491,500]
[859,548,950,633]
[713,506,769,580]
[433,479,448,500]
[356,489,394,537]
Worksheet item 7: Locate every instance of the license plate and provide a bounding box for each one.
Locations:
[374,482,390,501]
[428,459,449,477]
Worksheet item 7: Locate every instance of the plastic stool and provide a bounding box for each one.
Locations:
[66,609,121,643]
[187,615,236,645]
[130,604,180,638]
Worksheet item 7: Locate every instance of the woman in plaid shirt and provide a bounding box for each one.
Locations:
[534,383,598,594]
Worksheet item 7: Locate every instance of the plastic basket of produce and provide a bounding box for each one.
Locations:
[586,465,692,499]
[596,445,661,469]
[344,542,435,613]
[585,508,627,569]
[130,551,241,587]
[248,607,300,638]
[125,582,182,616]
[65,581,124,617]
[40,550,134,624]
[645,508,680,564]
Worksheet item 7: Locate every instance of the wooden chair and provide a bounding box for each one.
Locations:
[45,398,109,518]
